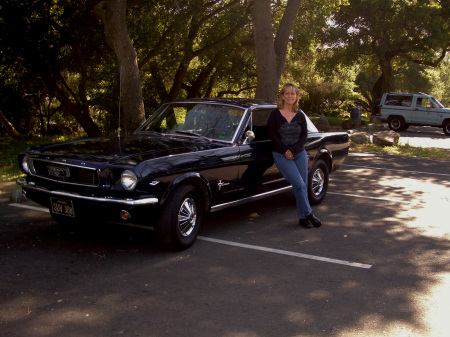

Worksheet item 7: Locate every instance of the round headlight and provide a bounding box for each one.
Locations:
[21,156,30,174]
[121,170,137,191]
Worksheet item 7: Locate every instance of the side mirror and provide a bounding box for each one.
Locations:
[245,130,255,143]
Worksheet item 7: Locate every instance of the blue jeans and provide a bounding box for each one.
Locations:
[273,150,312,219]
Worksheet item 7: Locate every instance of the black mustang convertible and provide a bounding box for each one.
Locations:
[18,99,349,250]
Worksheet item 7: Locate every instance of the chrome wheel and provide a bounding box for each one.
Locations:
[308,159,329,205]
[311,168,325,196]
[156,184,204,250]
[178,197,197,237]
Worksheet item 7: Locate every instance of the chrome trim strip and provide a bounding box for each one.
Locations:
[30,158,98,170]
[210,185,292,212]
[18,180,159,206]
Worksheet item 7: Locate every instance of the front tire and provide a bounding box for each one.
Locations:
[155,184,204,250]
[308,159,329,205]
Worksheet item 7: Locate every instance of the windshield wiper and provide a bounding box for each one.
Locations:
[174,130,212,142]
[136,130,163,136]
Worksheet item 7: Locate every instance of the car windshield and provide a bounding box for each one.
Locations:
[431,97,445,108]
[302,110,319,132]
[137,102,245,142]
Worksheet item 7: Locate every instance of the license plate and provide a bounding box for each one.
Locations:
[50,198,75,217]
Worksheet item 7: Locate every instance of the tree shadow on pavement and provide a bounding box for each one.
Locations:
[1,154,449,337]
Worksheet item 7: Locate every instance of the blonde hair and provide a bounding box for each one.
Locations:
[277,83,299,112]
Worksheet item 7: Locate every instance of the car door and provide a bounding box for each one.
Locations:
[413,96,439,125]
[237,108,288,197]
[203,145,242,205]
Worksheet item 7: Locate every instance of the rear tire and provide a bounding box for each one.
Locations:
[388,116,406,131]
[443,120,450,136]
[308,159,329,205]
[155,184,204,250]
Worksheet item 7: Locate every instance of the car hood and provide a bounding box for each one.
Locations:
[25,133,226,166]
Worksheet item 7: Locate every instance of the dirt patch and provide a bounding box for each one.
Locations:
[0,181,18,194]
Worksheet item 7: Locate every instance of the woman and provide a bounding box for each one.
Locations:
[267,83,323,228]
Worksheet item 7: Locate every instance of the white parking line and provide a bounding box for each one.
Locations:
[9,203,49,212]
[198,236,372,269]
[328,192,425,205]
[342,164,450,177]
[9,202,373,269]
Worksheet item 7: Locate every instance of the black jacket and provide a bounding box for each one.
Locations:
[267,108,308,157]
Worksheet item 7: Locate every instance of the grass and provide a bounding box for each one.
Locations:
[350,142,450,160]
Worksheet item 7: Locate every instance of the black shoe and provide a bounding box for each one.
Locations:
[306,214,323,227]
[299,218,313,228]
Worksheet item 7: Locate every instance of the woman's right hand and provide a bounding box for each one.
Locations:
[284,150,293,160]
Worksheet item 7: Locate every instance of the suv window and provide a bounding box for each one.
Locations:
[416,97,436,109]
[385,94,413,107]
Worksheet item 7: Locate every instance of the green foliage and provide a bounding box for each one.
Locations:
[286,49,360,116]
[0,0,109,136]
[321,0,450,102]
[1,0,449,137]
[431,55,450,105]
[129,0,255,105]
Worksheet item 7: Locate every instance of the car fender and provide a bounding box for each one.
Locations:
[161,172,212,209]
[311,149,332,173]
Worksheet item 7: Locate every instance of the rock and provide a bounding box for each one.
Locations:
[315,116,330,131]
[350,132,371,144]
[373,130,400,146]
[10,189,25,203]
[365,124,385,131]
[341,118,358,130]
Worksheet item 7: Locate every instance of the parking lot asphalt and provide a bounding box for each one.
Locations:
[1,152,449,337]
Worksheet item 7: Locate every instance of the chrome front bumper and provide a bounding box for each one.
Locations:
[17,178,159,206]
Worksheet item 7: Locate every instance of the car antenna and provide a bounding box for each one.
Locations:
[118,64,123,139]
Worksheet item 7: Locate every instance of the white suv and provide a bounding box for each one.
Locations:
[375,93,450,135]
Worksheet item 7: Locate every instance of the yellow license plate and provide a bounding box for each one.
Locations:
[50,198,75,217]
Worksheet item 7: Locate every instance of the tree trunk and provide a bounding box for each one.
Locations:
[253,0,278,100]
[0,110,22,138]
[253,0,303,100]
[95,0,145,135]
[186,53,221,98]
[371,58,395,114]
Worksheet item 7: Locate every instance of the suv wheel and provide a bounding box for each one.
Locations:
[443,120,450,136]
[388,116,406,131]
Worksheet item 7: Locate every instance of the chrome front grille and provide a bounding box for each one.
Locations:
[31,159,99,186]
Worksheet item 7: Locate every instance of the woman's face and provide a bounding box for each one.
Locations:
[282,88,297,105]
